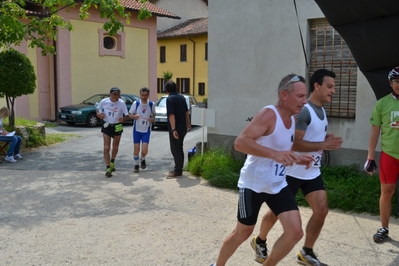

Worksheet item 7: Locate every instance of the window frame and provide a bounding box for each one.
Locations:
[198,82,205,95]
[309,18,357,119]
[176,77,190,94]
[160,46,166,63]
[98,29,125,58]
[205,42,208,61]
[180,44,187,62]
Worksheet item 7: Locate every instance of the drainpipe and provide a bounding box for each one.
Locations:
[188,37,195,97]
[53,35,58,121]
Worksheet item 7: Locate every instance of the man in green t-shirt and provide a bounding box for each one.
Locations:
[365,66,399,243]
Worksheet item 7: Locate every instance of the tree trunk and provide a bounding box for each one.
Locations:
[6,95,15,129]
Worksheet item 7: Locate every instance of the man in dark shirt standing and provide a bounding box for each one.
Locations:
[165,80,192,178]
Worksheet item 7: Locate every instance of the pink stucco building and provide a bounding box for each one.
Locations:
[11,1,179,121]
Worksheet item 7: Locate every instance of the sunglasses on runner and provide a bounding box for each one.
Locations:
[283,75,305,88]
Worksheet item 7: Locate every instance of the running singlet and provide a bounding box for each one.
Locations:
[98,98,129,124]
[237,105,295,194]
[129,100,155,133]
[287,103,327,180]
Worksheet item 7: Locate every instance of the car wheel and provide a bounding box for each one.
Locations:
[86,113,98,127]
[66,122,76,126]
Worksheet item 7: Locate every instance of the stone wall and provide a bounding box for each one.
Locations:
[14,123,46,148]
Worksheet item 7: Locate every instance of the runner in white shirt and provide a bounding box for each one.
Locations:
[128,87,155,173]
[96,87,129,177]
[251,69,343,266]
[211,73,314,266]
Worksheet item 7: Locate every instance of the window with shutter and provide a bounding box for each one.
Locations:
[181,78,190,94]
[309,19,357,118]
[180,44,187,62]
[176,78,181,93]
[205,43,208,61]
[176,78,190,94]
[160,46,166,63]
[198,83,205,95]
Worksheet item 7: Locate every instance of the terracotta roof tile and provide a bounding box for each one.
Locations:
[120,0,180,19]
[24,1,180,19]
[157,17,208,39]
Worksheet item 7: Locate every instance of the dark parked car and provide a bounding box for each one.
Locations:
[58,93,140,127]
[153,95,199,128]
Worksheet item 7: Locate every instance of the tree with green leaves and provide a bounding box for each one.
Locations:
[0,0,152,55]
[0,49,37,128]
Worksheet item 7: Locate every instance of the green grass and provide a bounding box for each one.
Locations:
[187,149,393,216]
[45,133,79,145]
[3,117,37,127]
[43,121,58,128]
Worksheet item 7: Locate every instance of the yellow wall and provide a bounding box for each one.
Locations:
[157,35,208,103]
[70,19,149,102]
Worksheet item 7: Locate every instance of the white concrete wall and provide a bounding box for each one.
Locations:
[208,0,378,154]
[155,0,208,31]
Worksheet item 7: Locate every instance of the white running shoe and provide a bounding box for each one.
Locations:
[5,155,17,163]
[14,154,23,160]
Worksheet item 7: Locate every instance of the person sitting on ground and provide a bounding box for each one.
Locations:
[0,106,23,163]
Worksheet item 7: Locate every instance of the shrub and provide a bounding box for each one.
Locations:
[187,148,243,190]
[188,149,397,216]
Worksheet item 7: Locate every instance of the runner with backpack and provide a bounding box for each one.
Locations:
[128,87,156,173]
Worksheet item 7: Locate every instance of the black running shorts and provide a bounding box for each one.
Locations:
[237,186,298,226]
[286,174,325,197]
[101,123,123,138]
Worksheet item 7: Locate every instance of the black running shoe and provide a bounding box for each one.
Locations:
[141,159,146,169]
[134,165,139,173]
[373,228,389,243]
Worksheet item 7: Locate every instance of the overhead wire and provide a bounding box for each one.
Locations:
[293,0,310,74]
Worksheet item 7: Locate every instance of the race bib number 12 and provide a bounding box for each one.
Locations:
[272,162,286,177]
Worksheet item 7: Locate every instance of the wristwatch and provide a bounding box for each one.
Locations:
[172,129,176,132]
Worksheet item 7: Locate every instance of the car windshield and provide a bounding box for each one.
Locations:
[82,95,108,105]
[156,97,167,107]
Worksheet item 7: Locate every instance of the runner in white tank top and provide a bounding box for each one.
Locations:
[253,69,343,266]
[238,105,295,194]
[287,102,328,180]
[211,73,315,266]
[128,87,156,173]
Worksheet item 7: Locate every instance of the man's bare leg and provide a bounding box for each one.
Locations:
[215,222,255,266]
[263,210,303,266]
[303,190,328,248]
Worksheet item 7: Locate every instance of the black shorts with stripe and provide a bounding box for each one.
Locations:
[237,186,298,226]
